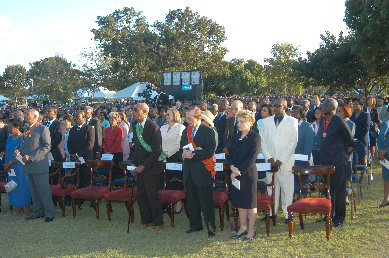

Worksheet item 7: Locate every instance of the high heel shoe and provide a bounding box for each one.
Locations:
[174,208,182,214]
[230,230,248,239]
[242,231,256,241]
[378,202,389,208]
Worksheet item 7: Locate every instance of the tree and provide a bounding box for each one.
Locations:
[27,56,82,102]
[0,65,27,101]
[344,0,389,76]
[264,43,302,94]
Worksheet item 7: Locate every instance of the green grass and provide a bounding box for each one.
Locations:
[1,163,388,257]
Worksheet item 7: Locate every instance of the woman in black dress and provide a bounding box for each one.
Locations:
[228,110,261,241]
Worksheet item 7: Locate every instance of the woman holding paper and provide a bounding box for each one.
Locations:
[377,121,389,208]
[4,118,31,215]
[228,110,261,241]
[103,112,124,179]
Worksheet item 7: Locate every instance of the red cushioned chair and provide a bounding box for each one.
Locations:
[158,162,188,227]
[213,162,229,231]
[287,165,335,240]
[71,160,114,219]
[232,162,279,236]
[49,161,81,217]
[104,161,138,222]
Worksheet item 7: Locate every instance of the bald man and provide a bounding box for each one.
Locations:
[260,98,298,223]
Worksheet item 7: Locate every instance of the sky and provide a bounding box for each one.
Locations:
[0,0,349,73]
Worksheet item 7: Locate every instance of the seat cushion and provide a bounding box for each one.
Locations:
[0,181,6,193]
[71,186,110,199]
[213,191,228,206]
[158,190,185,204]
[51,184,78,197]
[104,188,137,201]
[356,165,367,171]
[287,198,331,214]
[257,194,274,210]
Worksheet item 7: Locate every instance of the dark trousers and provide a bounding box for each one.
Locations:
[79,164,90,188]
[185,176,215,232]
[112,152,123,179]
[137,173,163,226]
[331,165,347,224]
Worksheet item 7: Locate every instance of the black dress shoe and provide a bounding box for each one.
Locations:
[378,202,389,208]
[186,227,203,234]
[285,218,289,224]
[333,222,342,228]
[230,230,248,239]
[208,230,216,237]
[25,214,44,220]
[45,217,54,222]
[242,231,256,241]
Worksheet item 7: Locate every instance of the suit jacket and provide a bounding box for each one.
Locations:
[224,117,238,149]
[48,119,66,161]
[0,126,9,153]
[319,115,354,166]
[87,118,103,154]
[132,118,163,175]
[214,112,227,148]
[260,114,298,172]
[20,123,51,174]
[295,121,315,157]
[67,123,95,161]
[350,111,369,146]
[377,121,389,155]
[178,124,216,186]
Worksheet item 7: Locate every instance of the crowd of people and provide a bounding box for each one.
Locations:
[0,92,388,239]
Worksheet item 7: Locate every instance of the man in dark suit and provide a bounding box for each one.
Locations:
[17,109,55,222]
[67,110,95,188]
[85,106,103,158]
[179,106,217,237]
[319,98,354,228]
[223,100,243,154]
[131,103,164,232]
[214,99,228,151]
[350,98,369,148]
[45,106,66,162]
[307,94,321,122]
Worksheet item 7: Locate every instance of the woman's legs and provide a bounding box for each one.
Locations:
[236,208,248,234]
[382,180,389,205]
[247,208,257,238]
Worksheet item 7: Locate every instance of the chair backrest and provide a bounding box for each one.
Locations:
[163,162,184,190]
[213,162,228,192]
[86,160,114,188]
[256,163,279,196]
[49,161,81,187]
[119,161,137,188]
[292,165,335,200]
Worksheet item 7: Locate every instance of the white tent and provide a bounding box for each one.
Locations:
[108,82,158,100]
[0,95,9,101]
[75,87,116,99]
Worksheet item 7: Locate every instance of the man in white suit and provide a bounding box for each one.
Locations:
[260,98,298,224]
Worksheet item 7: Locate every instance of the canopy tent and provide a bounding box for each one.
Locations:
[108,82,159,100]
[0,95,9,101]
[75,87,116,99]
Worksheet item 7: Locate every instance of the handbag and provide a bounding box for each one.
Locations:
[4,180,17,193]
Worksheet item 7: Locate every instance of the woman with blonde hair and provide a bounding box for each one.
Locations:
[228,110,261,241]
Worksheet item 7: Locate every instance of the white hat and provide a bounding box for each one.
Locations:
[201,111,215,128]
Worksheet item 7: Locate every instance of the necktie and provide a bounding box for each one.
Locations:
[275,119,279,128]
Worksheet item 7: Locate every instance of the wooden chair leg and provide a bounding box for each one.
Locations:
[266,210,270,237]
[219,206,224,231]
[325,214,331,240]
[77,199,82,210]
[57,196,65,217]
[72,198,77,217]
[225,201,230,221]
[271,204,276,226]
[95,199,100,219]
[232,207,239,232]
[350,193,354,221]
[169,203,174,227]
[288,212,293,239]
[353,192,357,213]
[299,213,304,229]
[106,200,112,221]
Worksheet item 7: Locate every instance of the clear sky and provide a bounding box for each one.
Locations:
[0,0,349,73]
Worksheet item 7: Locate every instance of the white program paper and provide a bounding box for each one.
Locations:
[232,178,240,190]
[166,163,183,171]
[215,163,223,172]
[294,154,309,161]
[379,159,389,169]
[101,154,114,161]
[16,154,25,165]
[257,153,265,160]
[215,153,225,160]
[127,166,137,171]
[63,162,76,169]
[256,163,271,171]
[8,169,16,177]
[182,143,195,152]
[78,157,85,164]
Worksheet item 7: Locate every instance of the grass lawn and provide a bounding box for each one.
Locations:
[1,163,388,257]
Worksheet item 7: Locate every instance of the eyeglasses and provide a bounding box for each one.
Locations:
[274,104,282,108]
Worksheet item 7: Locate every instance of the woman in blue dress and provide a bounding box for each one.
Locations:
[4,119,31,215]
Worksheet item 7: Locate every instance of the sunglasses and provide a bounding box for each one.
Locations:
[274,104,282,108]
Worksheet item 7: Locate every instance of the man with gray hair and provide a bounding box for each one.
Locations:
[16,109,55,222]
[319,98,354,228]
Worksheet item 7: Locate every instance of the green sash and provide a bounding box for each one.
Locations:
[136,123,167,162]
